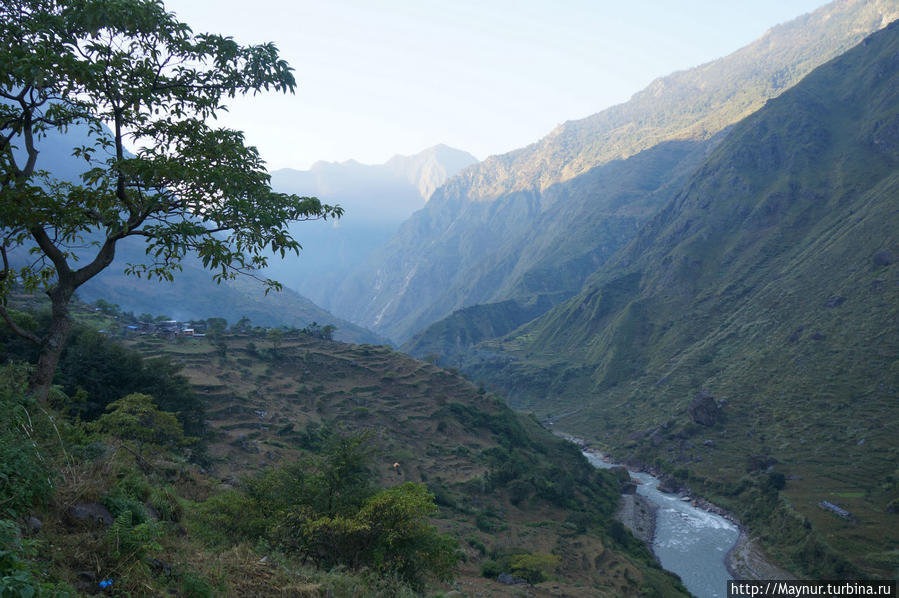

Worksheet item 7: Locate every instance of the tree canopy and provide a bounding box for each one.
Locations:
[0,0,341,397]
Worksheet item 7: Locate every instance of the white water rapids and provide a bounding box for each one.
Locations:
[585,452,740,598]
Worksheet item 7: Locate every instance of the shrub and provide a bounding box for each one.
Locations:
[192,490,268,546]
[56,328,204,436]
[509,552,561,583]
[106,511,162,563]
[0,364,52,518]
[285,483,460,591]
[148,485,184,522]
[91,393,191,457]
[0,519,75,597]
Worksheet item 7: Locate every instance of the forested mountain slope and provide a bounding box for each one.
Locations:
[465,21,899,577]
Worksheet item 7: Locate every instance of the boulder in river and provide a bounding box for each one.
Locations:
[657,476,682,494]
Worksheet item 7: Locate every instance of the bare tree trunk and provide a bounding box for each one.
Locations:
[28,285,74,401]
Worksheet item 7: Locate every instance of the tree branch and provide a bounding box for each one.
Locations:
[72,235,118,288]
[29,226,72,279]
[17,96,39,179]
[0,304,42,345]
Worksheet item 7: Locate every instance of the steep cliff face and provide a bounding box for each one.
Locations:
[464,22,899,577]
[330,0,899,343]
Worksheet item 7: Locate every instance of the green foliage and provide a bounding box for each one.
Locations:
[106,510,162,563]
[281,483,459,591]
[300,322,337,340]
[148,485,184,523]
[91,393,190,455]
[56,327,204,435]
[508,552,561,584]
[192,490,267,547]
[266,329,283,354]
[0,365,52,518]
[103,486,149,525]
[0,0,342,398]
[0,519,74,598]
[764,472,786,493]
[0,310,41,365]
[174,569,216,598]
[195,431,459,590]
[205,319,228,335]
[480,549,560,584]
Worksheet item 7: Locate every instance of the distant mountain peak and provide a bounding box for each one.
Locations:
[384,145,478,200]
[285,145,477,201]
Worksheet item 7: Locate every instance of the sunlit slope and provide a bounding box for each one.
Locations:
[331,0,899,342]
[466,22,899,576]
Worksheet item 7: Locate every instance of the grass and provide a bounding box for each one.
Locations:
[457,27,899,579]
[55,327,685,597]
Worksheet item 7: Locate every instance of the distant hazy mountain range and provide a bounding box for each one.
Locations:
[329,0,899,344]
[264,145,476,309]
[10,126,478,344]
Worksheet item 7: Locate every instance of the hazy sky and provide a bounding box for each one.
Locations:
[163,0,829,170]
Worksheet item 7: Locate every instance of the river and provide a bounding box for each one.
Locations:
[585,452,740,598]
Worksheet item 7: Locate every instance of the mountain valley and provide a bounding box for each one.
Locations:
[3,0,899,594]
[460,19,899,579]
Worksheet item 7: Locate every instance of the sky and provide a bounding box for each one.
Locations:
[162,0,829,171]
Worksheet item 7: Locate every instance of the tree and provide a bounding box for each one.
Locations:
[233,316,251,333]
[285,483,460,590]
[266,327,283,356]
[0,0,341,399]
[91,392,190,458]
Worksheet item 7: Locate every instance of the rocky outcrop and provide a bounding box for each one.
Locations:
[688,391,720,426]
[657,476,682,494]
[873,249,894,267]
[616,493,658,545]
[67,502,114,528]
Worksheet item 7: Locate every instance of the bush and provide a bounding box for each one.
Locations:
[192,490,268,546]
[509,552,561,583]
[106,511,162,563]
[0,519,75,597]
[148,485,184,522]
[91,393,191,457]
[56,328,204,436]
[279,483,460,591]
[0,364,53,518]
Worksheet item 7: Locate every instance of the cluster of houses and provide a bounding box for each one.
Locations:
[123,319,207,338]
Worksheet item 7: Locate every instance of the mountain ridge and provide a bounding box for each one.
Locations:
[328,0,899,343]
[462,21,899,577]
[265,144,476,308]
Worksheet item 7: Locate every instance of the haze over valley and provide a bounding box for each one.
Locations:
[2,1,898,596]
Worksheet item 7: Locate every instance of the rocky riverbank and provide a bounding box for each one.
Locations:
[616,492,658,545]
[726,530,797,581]
[571,435,796,583]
